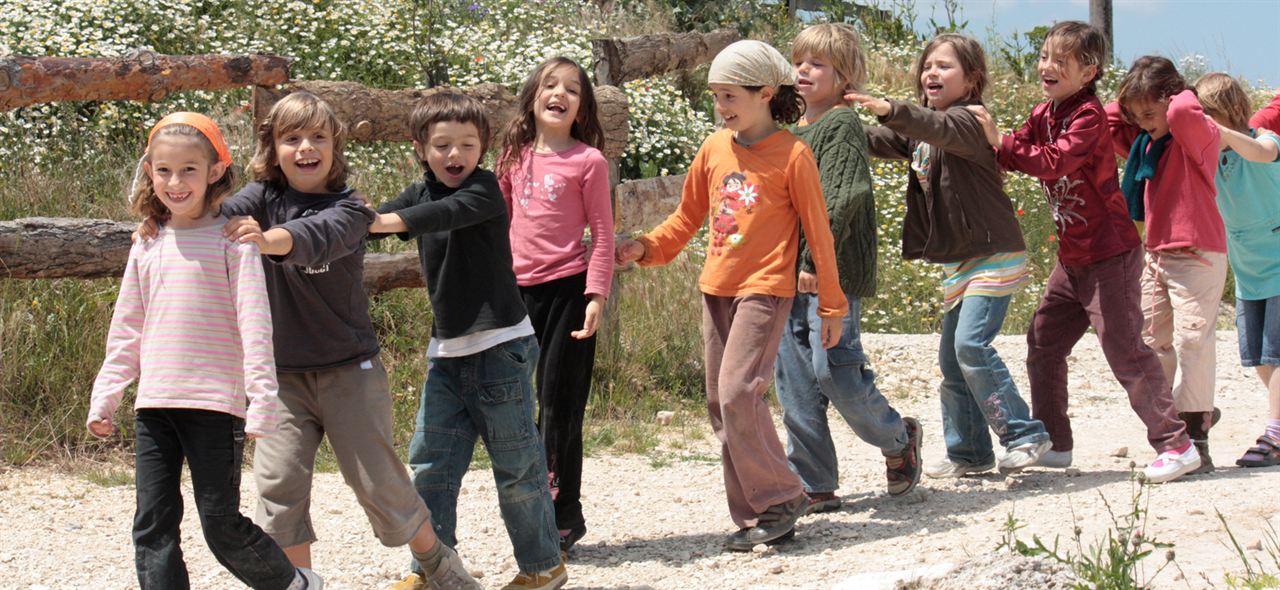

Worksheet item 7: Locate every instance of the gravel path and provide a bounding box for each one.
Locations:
[2,331,1278,589]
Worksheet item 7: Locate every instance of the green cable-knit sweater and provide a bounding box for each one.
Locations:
[793,106,878,298]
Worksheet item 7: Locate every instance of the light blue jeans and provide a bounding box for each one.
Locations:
[408,335,561,573]
[775,294,909,493]
[939,295,1049,465]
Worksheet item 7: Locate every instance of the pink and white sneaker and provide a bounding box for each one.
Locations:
[1143,441,1202,483]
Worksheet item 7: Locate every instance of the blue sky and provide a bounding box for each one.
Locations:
[890,0,1280,89]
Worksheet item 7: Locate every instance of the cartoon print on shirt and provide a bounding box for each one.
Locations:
[513,167,569,210]
[710,172,758,256]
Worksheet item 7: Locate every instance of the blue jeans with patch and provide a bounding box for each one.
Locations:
[775,294,909,493]
[408,335,561,573]
[939,295,1049,465]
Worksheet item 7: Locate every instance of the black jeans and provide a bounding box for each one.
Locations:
[521,272,597,530]
[133,409,296,590]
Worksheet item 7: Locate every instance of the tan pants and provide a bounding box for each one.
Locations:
[253,357,432,548]
[1140,249,1228,413]
[702,294,803,528]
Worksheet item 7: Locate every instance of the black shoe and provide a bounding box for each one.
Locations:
[744,494,805,546]
[559,523,587,553]
[725,526,796,552]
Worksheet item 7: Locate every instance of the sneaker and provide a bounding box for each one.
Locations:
[296,568,323,590]
[500,560,567,590]
[390,573,424,590]
[886,417,923,496]
[559,524,587,553]
[1034,449,1073,468]
[424,544,483,590]
[802,491,842,515]
[1143,442,1202,483]
[924,457,995,479]
[998,439,1052,474]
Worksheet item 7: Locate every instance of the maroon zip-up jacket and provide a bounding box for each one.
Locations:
[998,89,1139,266]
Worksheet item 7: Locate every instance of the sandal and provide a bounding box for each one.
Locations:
[1236,434,1280,468]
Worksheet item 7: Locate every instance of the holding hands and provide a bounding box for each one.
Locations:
[614,239,646,265]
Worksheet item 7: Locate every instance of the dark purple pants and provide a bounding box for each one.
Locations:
[1026,247,1188,453]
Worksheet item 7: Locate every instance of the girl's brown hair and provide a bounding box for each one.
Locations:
[249,91,350,191]
[914,33,989,107]
[1116,56,1187,125]
[791,23,868,93]
[740,84,806,125]
[1043,21,1107,93]
[1194,72,1252,132]
[129,125,237,224]
[497,57,605,178]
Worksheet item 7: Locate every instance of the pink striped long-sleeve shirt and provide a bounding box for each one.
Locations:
[88,219,281,436]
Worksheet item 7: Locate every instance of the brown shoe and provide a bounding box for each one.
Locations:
[886,417,923,496]
[803,491,842,515]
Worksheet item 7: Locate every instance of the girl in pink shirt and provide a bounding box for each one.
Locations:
[495,56,614,552]
[88,113,320,590]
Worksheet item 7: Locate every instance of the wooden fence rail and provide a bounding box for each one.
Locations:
[591,29,739,86]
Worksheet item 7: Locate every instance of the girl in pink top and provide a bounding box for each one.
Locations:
[1105,56,1224,476]
[495,56,614,552]
[87,113,320,590]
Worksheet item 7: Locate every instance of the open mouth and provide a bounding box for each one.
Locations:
[295,158,321,171]
[445,164,465,176]
[1042,76,1059,88]
[545,103,567,114]
[166,191,191,202]
[925,82,944,94]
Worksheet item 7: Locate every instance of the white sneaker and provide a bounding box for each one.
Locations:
[1143,443,1202,483]
[296,567,323,590]
[924,457,995,478]
[999,439,1052,474]
[425,544,483,590]
[1035,449,1073,468]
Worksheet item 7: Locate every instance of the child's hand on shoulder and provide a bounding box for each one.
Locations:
[572,295,606,339]
[820,315,843,350]
[615,239,646,265]
[845,93,891,117]
[88,416,114,438]
[131,216,160,243]
[224,216,267,248]
[965,105,1001,148]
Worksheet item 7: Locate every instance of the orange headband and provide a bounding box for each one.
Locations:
[147,112,233,167]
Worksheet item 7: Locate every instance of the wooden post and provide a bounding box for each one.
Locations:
[1089,0,1114,65]
[0,53,290,111]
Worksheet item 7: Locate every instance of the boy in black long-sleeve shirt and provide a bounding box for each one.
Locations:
[371,92,567,590]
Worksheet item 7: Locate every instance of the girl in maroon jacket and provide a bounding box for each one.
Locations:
[971,22,1192,484]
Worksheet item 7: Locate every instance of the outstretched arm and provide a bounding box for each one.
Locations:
[1219,124,1280,163]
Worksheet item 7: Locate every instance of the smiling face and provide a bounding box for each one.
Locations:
[919,42,972,110]
[417,120,483,188]
[274,126,334,193]
[144,135,225,229]
[1038,36,1097,103]
[793,53,846,118]
[534,63,583,138]
[710,83,773,136]
[1125,98,1171,139]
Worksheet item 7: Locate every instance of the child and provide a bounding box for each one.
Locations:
[1251,91,1280,131]
[968,21,1194,482]
[846,33,1052,478]
[89,113,322,589]
[615,40,846,551]
[370,91,566,590]
[140,93,479,589]
[1194,73,1280,468]
[1105,56,1224,474]
[776,23,922,513]
[495,57,614,552]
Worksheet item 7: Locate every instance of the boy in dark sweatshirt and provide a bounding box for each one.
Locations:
[370,91,567,590]
[969,21,1192,483]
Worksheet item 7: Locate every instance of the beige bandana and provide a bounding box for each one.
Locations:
[707,40,797,88]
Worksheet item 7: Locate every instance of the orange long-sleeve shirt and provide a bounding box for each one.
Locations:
[638,128,847,319]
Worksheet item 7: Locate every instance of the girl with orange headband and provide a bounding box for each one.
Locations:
[88,113,323,589]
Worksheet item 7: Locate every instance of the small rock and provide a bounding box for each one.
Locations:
[751,544,770,554]
[1004,476,1018,487]
[1064,467,1081,477]
[1248,540,1263,551]
[1188,508,1203,515]
[1111,446,1129,458]
[655,410,675,426]
[769,564,784,574]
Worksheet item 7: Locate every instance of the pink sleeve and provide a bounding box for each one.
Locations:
[88,244,146,431]
[580,150,615,298]
[1166,89,1219,166]
[227,241,280,437]
[1250,92,1280,130]
[1104,101,1138,158]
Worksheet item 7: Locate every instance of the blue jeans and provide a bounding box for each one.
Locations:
[408,335,560,573]
[939,295,1049,465]
[775,294,909,493]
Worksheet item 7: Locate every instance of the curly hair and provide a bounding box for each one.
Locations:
[249,91,350,191]
[496,57,605,178]
[129,124,237,224]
